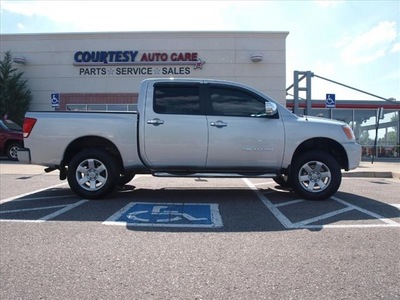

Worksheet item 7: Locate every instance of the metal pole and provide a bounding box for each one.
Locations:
[293,71,299,115]
[372,108,383,164]
[313,74,397,103]
[286,74,306,92]
[306,71,312,116]
[397,112,400,158]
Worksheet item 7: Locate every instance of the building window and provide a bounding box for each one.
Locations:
[66,104,137,111]
[67,104,87,111]
[61,93,138,111]
[88,104,107,111]
[109,104,128,111]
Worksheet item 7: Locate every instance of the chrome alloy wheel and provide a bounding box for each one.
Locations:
[75,158,109,191]
[297,160,331,193]
[9,145,19,160]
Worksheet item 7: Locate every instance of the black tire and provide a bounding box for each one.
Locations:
[7,142,21,161]
[272,174,291,188]
[290,151,341,200]
[67,149,120,199]
[118,173,135,186]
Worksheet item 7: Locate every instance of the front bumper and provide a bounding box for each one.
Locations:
[345,143,362,170]
[17,148,31,164]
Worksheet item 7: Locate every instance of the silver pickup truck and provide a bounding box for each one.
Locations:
[18,78,361,200]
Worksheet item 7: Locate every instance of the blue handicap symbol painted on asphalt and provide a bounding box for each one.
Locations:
[104,202,223,228]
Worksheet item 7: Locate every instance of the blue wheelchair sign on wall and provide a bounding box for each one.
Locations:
[104,202,223,228]
[51,93,60,108]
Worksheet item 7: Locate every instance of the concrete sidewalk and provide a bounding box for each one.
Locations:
[0,160,51,175]
[343,159,400,179]
[1,159,399,179]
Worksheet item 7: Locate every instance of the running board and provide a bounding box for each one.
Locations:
[152,172,278,178]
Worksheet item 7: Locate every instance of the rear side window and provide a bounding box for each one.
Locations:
[154,83,200,115]
[209,85,266,117]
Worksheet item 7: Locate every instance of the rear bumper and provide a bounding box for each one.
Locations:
[17,148,31,164]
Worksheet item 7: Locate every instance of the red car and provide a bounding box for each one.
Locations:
[0,119,23,161]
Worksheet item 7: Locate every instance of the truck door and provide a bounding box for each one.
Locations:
[206,84,285,171]
[141,82,208,169]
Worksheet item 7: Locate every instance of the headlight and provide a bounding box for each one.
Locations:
[342,125,355,141]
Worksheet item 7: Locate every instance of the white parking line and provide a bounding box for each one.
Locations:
[243,178,294,229]
[38,200,88,221]
[243,178,400,229]
[1,204,68,213]
[0,182,68,204]
[0,200,88,222]
[331,196,400,226]
[293,206,354,227]
[10,194,75,202]
[274,199,304,208]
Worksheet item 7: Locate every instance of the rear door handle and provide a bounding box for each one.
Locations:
[147,118,164,125]
[210,120,227,128]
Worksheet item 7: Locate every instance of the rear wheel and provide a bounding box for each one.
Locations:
[290,151,341,200]
[67,149,119,199]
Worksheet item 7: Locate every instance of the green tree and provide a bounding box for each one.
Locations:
[0,51,32,125]
[359,130,373,145]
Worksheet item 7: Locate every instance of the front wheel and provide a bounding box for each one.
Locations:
[290,151,341,200]
[67,149,119,199]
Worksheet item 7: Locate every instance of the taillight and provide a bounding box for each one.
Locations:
[23,117,37,138]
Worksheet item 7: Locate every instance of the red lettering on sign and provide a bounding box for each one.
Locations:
[141,53,149,61]
[141,52,169,61]
[142,52,198,62]
[170,52,198,61]
[160,53,168,61]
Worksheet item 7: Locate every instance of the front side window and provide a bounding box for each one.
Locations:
[154,83,200,115]
[209,86,266,117]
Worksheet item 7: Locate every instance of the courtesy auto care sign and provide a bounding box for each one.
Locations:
[74,50,205,76]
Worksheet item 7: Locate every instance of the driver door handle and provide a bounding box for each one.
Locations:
[147,118,164,125]
[210,120,227,128]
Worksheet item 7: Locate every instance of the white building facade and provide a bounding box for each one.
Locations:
[1,31,289,111]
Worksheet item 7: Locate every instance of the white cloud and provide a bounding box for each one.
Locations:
[340,21,398,65]
[1,1,37,16]
[314,0,344,8]
[314,61,336,78]
[17,23,25,30]
[391,42,400,53]
[1,0,232,31]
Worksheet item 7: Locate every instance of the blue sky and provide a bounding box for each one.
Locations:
[1,0,399,101]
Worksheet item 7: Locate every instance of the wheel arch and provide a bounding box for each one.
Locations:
[292,137,349,170]
[63,136,123,171]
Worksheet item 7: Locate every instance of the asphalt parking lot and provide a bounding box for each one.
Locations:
[1,160,399,299]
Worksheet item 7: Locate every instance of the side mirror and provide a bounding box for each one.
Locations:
[265,102,278,116]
